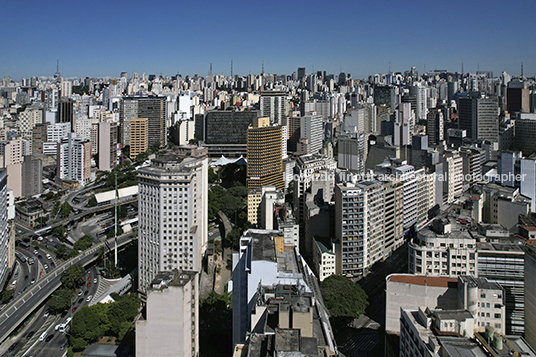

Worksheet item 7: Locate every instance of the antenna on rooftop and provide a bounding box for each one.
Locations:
[262,59,264,75]
[521,62,524,77]
[231,59,233,78]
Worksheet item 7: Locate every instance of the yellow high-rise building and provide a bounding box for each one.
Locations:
[130,118,149,159]
[247,117,284,190]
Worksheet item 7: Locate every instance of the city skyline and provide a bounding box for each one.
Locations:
[1,0,535,80]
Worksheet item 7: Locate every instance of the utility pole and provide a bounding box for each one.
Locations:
[114,172,118,266]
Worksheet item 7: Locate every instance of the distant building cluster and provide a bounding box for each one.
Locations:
[3,64,536,356]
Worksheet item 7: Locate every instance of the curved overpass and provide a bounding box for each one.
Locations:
[0,233,137,343]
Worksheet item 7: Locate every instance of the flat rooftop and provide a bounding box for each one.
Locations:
[387,274,457,288]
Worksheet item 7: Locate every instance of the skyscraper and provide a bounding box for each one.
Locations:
[129,118,148,160]
[246,118,284,190]
[57,97,74,131]
[137,147,208,292]
[299,111,323,155]
[56,134,91,187]
[120,96,166,148]
[97,122,118,171]
[458,96,499,142]
[259,91,287,125]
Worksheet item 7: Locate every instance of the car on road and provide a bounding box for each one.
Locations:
[30,279,35,284]
[11,280,17,286]
[87,282,90,287]
[25,275,28,280]
[86,295,92,302]
[46,253,51,260]
[78,298,83,304]
[93,278,97,284]
[45,334,54,342]
[26,331,35,339]
[78,290,83,296]
[44,264,48,269]
[33,249,39,255]
[84,290,89,296]
[72,306,77,313]
[7,342,17,352]
[44,310,50,317]
[87,276,91,281]
[37,254,42,259]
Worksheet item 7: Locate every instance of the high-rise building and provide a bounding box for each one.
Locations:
[507,80,530,114]
[458,96,499,142]
[57,97,74,131]
[120,96,166,148]
[21,156,42,198]
[246,118,284,190]
[338,132,367,175]
[136,270,199,357]
[56,134,92,187]
[497,151,536,211]
[524,245,536,348]
[335,180,385,278]
[202,111,257,157]
[31,123,49,155]
[97,122,118,172]
[0,170,8,288]
[130,118,148,159]
[137,147,208,292]
[299,111,323,154]
[259,91,287,125]
[426,108,444,145]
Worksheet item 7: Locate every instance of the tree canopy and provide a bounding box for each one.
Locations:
[47,288,73,313]
[60,202,72,218]
[73,235,93,251]
[61,264,85,290]
[320,275,369,320]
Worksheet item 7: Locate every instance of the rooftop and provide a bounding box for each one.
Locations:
[387,274,458,288]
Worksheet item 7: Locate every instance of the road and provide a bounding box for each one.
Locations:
[0,233,136,344]
[18,268,100,357]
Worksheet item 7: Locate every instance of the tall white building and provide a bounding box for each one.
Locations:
[0,170,8,287]
[299,111,323,155]
[260,91,286,125]
[47,122,71,142]
[137,147,208,292]
[335,180,385,278]
[56,134,91,187]
[136,270,199,357]
[338,132,367,175]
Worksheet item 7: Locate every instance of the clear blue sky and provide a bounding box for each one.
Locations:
[1,0,535,80]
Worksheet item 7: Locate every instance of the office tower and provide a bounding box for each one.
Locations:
[18,104,42,147]
[297,67,306,81]
[56,134,91,187]
[287,112,301,152]
[335,180,385,278]
[21,156,42,197]
[459,146,485,188]
[47,122,71,142]
[0,138,23,167]
[343,106,365,133]
[426,108,444,145]
[31,123,49,155]
[136,271,199,357]
[380,179,404,257]
[130,118,148,159]
[458,96,499,142]
[58,97,74,131]
[525,245,536,348]
[409,85,429,121]
[246,118,284,190]
[299,111,323,154]
[373,85,396,110]
[0,170,8,287]
[375,160,418,231]
[202,111,256,157]
[408,215,477,276]
[507,80,530,114]
[441,150,463,204]
[97,122,118,172]
[120,96,166,148]
[478,240,525,335]
[61,79,72,98]
[337,132,367,175]
[509,114,536,156]
[137,148,208,292]
[259,91,286,125]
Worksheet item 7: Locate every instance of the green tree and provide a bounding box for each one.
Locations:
[87,196,97,208]
[73,235,93,251]
[70,337,87,352]
[320,275,369,320]
[53,225,66,238]
[199,291,232,357]
[55,245,67,259]
[61,264,85,290]
[60,202,72,218]
[221,194,242,223]
[107,294,140,337]
[1,290,14,304]
[52,201,60,216]
[208,187,222,219]
[70,304,110,344]
[47,288,73,313]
